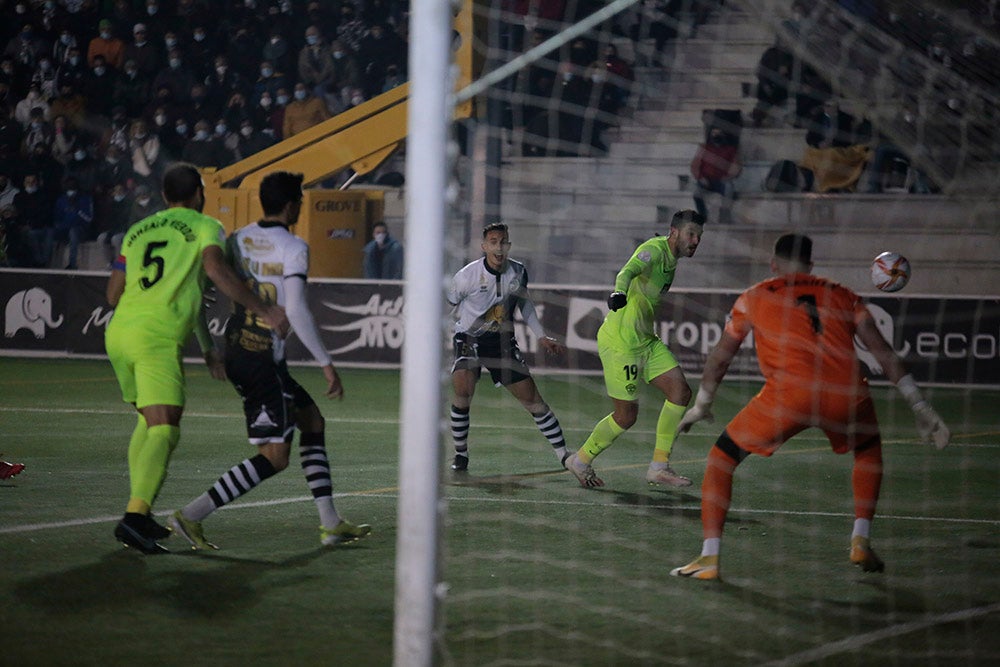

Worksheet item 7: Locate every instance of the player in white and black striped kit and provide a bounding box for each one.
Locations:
[168,171,370,549]
[448,222,569,472]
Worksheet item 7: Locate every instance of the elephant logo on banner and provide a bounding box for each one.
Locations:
[855,302,910,376]
[4,287,65,339]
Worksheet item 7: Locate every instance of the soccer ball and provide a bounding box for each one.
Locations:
[871,252,911,292]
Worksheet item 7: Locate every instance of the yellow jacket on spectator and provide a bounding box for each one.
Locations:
[283,96,329,138]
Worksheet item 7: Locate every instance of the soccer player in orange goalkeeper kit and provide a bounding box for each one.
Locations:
[671,233,949,580]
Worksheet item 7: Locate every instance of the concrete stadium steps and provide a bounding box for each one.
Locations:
[611,127,807,162]
[670,39,771,70]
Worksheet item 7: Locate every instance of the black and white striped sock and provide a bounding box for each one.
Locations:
[300,432,340,528]
[183,454,277,522]
[451,405,470,458]
[533,410,567,461]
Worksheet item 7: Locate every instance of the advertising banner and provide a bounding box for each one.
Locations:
[2,270,998,387]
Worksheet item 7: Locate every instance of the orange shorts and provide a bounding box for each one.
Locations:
[726,381,881,457]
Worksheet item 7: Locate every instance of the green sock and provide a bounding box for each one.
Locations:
[127,414,148,474]
[130,424,180,508]
[652,400,687,463]
[580,414,626,462]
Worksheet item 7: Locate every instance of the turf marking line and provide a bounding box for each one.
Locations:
[3,489,998,535]
[762,602,1000,666]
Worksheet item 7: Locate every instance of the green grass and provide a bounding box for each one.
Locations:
[1,358,998,665]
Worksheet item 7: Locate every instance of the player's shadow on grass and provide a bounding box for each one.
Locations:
[603,487,759,527]
[14,546,332,619]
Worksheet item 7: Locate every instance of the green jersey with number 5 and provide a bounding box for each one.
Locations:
[110,207,225,343]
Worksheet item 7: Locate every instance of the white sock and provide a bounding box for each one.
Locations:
[852,518,871,539]
[701,538,721,557]
[553,445,567,462]
[316,497,341,529]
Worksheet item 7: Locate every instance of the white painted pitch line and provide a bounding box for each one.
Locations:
[762,602,1000,666]
[3,491,998,535]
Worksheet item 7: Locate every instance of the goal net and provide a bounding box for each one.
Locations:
[413,0,1000,663]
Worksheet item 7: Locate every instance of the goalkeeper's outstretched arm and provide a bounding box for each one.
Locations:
[855,312,950,449]
[677,330,744,433]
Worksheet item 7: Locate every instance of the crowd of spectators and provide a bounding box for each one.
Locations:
[0,0,410,269]
[750,0,999,193]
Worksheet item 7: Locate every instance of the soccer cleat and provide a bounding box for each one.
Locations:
[320,520,372,546]
[146,513,171,540]
[645,464,692,487]
[0,459,25,480]
[565,453,604,488]
[168,510,219,550]
[451,454,469,471]
[670,555,719,580]
[849,536,885,573]
[114,514,169,554]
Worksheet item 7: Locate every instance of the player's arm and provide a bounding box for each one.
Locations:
[284,274,342,399]
[518,291,564,355]
[202,245,290,338]
[855,309,949,449]
[677,330,744,433]
[608,243,657,311]
[106,266,125,306]
[193,306,226,380]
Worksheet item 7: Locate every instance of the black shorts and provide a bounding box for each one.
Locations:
[451,331,531,386]
[224,349,316,444]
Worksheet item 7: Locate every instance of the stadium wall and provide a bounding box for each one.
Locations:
[1,269,997,388]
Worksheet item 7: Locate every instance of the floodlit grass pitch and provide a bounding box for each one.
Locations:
[1,358,997,665]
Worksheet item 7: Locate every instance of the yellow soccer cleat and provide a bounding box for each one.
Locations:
[321,520,372,547]
[168,510,219,551]
[670,555,719,580]
[850,536,885,573]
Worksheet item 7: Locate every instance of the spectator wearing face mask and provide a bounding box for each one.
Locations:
[96,144,134,195]
[235,117,274,160]
[114,58,150,118]
[268,87,291,141]
[298,26,336,109]
[205,55,248,106]
[84,54,119,116]
[181,118,228,167]
[212,117,238,165]
[253,60,288,107]
[5,23,46,71]
[88,19,126,70]
[262,28,293,76]
[22,142,62,197]
[51,175,93,269]
[21,106,53,155]
[128,118,162,188]
[122,23,161,80]
[187,24,216,81]
[55,46,87,92]
[31,56,58,99]
[162,116,189,159]
[14,85,49,127]
[362,221,404,280]
[64,143,100,196]
[128,183,161,225]
[152,48,196,102]
[283,83,329,138]
[50,114,79,165]
[95,181,132,267]
[53,29,79,67]
[13,173,52,267]
[327,40,361,114]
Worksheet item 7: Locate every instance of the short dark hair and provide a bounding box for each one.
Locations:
[162,162,202,202]
[259,171,304,215]
[774,233,812,263]
[482,221,508,238]
[671,209,706,228]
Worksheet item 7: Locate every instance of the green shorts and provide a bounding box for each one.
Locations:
[106,323,186,409]
[598,338,679,401]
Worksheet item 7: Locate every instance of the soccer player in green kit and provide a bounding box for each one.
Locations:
[105,163,289,553]
[565,210,705,489]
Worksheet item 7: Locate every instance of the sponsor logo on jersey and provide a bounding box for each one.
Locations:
[4,287,64,339]
[637,250,651,262]
[240,236,276,253]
